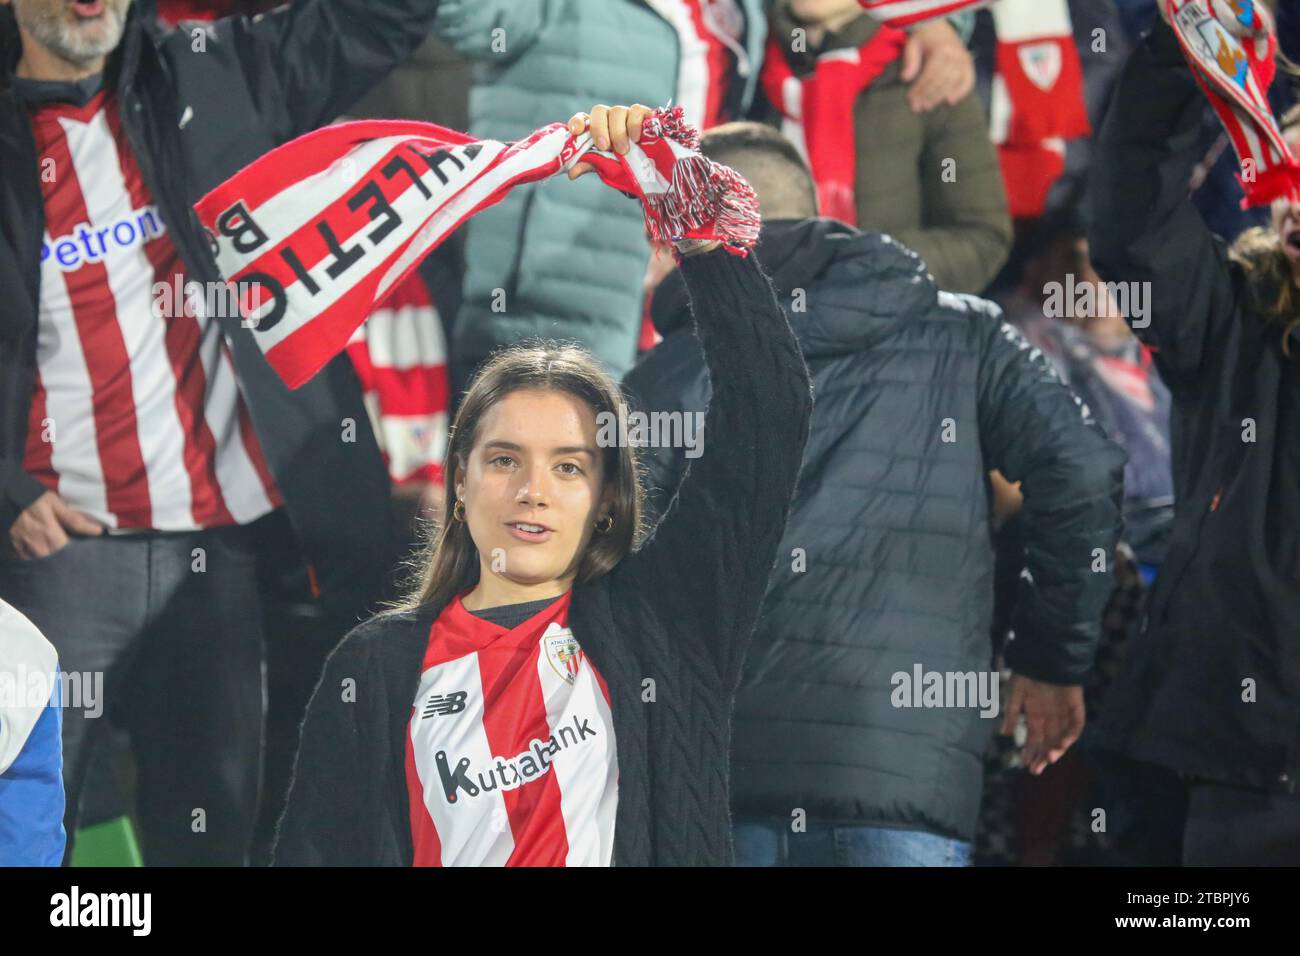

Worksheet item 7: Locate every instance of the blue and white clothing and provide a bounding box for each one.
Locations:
[0,599,65,866]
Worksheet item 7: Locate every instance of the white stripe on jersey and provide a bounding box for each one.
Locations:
[410,653,515,866]
[204,339,276,524]
[535,637,619,866]
[65,111,194,527]
[33,230,109,523]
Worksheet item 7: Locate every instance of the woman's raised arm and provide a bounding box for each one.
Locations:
[620,246,812,689]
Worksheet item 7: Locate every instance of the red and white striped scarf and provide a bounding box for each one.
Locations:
[760,26,909,225]
[1167,0,1300,207]
[193,107,757,389]
[988,0,1091,218]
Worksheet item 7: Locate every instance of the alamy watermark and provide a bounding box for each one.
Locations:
[891,664,999,719]
[0,667,103,718]
[151,275,254,323]
[1042,274,1151,329]
[596,402,704,459]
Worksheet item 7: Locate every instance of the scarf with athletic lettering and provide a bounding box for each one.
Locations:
[193,107,758,389]
[760,24,909,224]
[1167,0,1300,207]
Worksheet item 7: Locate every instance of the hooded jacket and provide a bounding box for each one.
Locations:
[0,0,442,614]
[624,218,1125,840]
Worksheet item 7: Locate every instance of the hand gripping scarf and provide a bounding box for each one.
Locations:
[193,107,758,389]
[1166,0,1300,208]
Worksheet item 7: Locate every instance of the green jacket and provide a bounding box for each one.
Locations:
[434,0,767,381]
[767,4,1011,295]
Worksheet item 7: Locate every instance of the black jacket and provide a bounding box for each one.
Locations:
[271,251,814,866]
[0,0,442,614]
[1088,22,1300,792]
[624,219,1125,841]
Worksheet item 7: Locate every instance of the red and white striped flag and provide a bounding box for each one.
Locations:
[1167,0,1300,207]
[193,107,757,389]
[857,0,993,29]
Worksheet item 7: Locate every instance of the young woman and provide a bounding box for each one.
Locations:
[272,105,813,866]
[1087,8,1300,864]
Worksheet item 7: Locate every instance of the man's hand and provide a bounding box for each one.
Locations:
[8,490,104,560]
[900,20,976,113]
[1000,673,1086,776]
[989,469,1024,530]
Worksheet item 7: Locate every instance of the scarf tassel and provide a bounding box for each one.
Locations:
[642,153,761,255]
[1239,164,1300,210]
[624,106,760,255]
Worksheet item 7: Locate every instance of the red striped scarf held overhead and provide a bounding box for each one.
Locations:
[193,107,758,390]
[1166,0,1300,207]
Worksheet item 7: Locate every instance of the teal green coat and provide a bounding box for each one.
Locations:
[433,0,766,380]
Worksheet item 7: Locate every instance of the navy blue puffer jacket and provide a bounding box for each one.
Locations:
[625,218,1125,840]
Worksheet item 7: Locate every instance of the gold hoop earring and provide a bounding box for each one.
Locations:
[453,500,466,522]
[595,514,614,533]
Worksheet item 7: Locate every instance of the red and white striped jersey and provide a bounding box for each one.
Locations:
[345,275,449,486]
[405,591,619,866]
[23,89,281,530]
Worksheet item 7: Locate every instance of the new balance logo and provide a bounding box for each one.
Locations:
[436,712,599,804]
[421,690,467,719]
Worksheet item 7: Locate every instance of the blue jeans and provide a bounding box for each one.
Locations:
[733,819,972,867]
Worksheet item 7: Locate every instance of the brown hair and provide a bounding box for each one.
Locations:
[1227,101,1300,357]
[395,342,645,612]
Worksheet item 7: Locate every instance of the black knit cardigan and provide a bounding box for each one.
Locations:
[272,250,813,866]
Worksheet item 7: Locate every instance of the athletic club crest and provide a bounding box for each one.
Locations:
[542,623,583,684]
[1019,42,1063,92]
[1176,1,1253,94]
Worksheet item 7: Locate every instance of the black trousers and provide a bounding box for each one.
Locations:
[1183,780,1300,866]
[0,523,265,866]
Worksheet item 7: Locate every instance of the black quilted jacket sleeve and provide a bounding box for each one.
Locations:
[977,320,1126,685]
